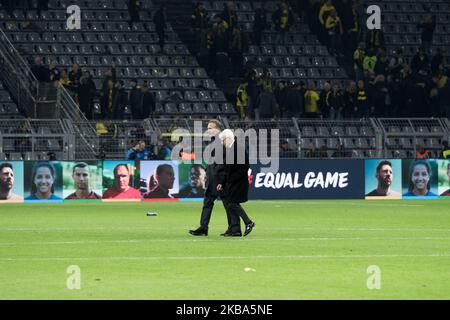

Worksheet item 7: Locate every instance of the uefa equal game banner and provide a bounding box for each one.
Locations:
[248,159,366,200]
[1,160,449,203]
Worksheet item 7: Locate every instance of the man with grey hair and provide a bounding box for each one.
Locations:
[216,129,255,236]
[189,119,235,236]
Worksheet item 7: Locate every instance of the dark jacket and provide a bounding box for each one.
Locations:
[256,91,278,118]
[141,91,156,118]
[215,139,249,204]
[204,137,225,198]
[154,9,166,33]
[129,87,142,119]
[272,8,294,31]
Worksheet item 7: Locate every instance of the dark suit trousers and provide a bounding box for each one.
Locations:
[223,201,251,233]
[200,195,231,228]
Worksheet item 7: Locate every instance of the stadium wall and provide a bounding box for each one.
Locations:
[0,159,449,203]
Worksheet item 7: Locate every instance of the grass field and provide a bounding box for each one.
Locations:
[0,199,449,300]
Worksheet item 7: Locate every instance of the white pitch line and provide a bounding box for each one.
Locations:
[260,201,426,207]
[1,254,450,262]
[1,227,450,232]
[0,237,449,247]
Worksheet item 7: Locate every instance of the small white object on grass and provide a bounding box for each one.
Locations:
[147,212,158,216]
[244,267,256,272]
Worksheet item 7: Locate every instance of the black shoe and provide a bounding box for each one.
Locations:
[189,227,208,236]
[223,232,242,237]
[220,229,242,237]
[244,221,255,236]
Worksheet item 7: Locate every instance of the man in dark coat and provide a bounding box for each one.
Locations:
[111,80,127,119]
[153,4,167,51]
[216,129,255,236]
[140,81,155,118]
[129,79,142,119]
[189,120,234,236]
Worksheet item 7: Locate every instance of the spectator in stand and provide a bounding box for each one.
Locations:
[229,26,247,77]
[68,64,82,87]
[285,81,305,118]
[112,80,127,120]
[31,56,51,82]
[365,28,385,52]
[374,48,389,77]
[325,9,343,56]
[332,143,350,158]
[253,7,268,46]
[77,72,96,120]
[256,86,279,119]
[258,69,273,93]
[343,81,358,118]
[59,69,71,87]
[440,141,450,159]
[274,80,288,116]
[389,48,406,79]
[101,67,116,92]
[319,82,332,118]
[101,79,116,118]
[272,2,294,45]
[417,11,436,56]
[154,4,167,52]
[319,145,329,158]
[217,1,238,31]
[49,60,60,82]
[356,79,368,118]
[210,21,229,76]
[318,0,336,43]
[411,47,429,74]
[416,145,431,159]
[353,42,366,82]
[245,69,259,119]
[141,81,156,119]
[128,79,142,119]
[236,81,249,120]
[128,0,140,26]
[363,48,377,77]
[304,82,320,118]
[191,3,209,52]
[369,75,389,117]
[154,137,172,160]
[126,140,150,160]
[305,143,320,158]
[328,83,344,120]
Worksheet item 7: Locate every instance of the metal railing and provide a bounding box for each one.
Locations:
[0,27,37,117]
[0,26,98,160]
[0,119,71,160]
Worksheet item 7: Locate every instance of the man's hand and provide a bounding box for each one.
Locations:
[216,184,223,192]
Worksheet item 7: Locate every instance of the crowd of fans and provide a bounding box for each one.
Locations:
[30,57,157,120]
[232,0,450,120]
[17,0,450,123]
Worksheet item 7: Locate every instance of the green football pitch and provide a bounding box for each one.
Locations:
[0,200,449,300]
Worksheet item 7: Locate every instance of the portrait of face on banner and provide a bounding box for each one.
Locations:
[102,161,141,200]
[437,160,450,197]
[24,161,63,202]
[175,162,207,199]
[63,161,103,200]
[0,161,24,203]
[402,159,438,198]
[365,159,402,199]
[140,161,179,200]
